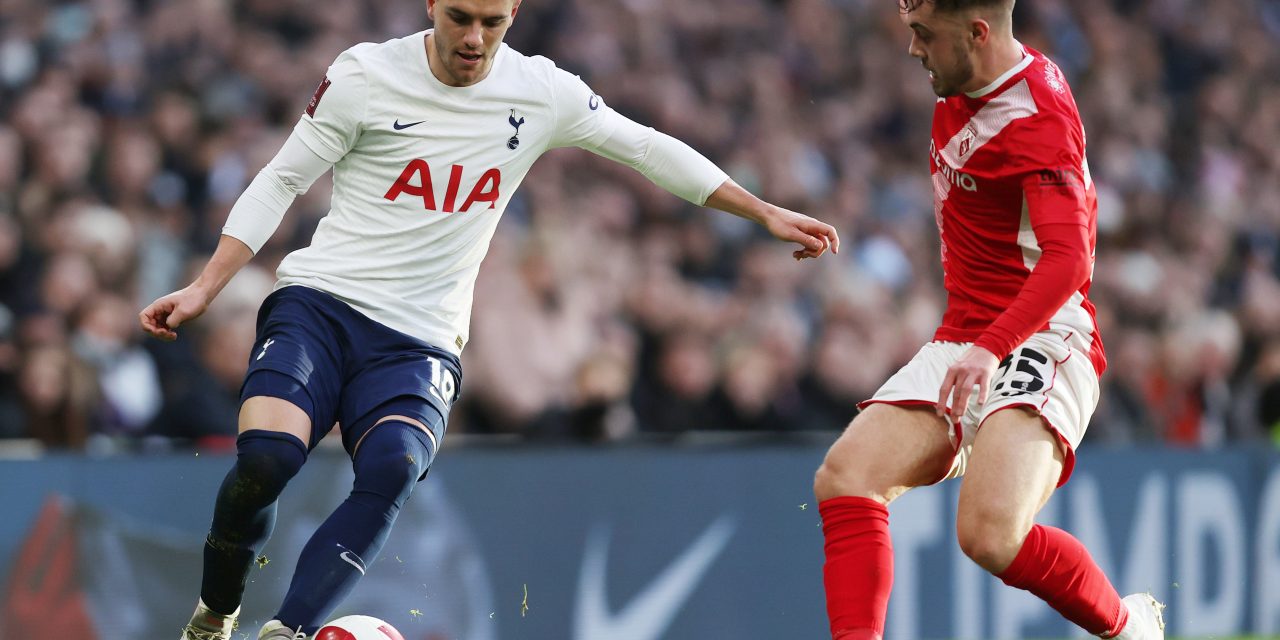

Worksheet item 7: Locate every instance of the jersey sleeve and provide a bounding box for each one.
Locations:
[974,114,1093,358]
[585,114,728,205]
[547,65,618,150]
[292,51,368,163]
[221,132,334,254]
[1008,112,1089,225]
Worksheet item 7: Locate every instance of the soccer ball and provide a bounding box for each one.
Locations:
[315,615,405,640]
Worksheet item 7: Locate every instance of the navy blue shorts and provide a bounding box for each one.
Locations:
[239,285,462,461]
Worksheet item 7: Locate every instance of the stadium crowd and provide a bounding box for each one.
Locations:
[1,0,1278,450]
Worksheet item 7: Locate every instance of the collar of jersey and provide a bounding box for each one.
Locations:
[965,42,1034,99]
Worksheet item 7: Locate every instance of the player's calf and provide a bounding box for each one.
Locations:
[816,404,954,640]
[958,413,1129,636]
[274,419,433,634]
[200,430,308,617]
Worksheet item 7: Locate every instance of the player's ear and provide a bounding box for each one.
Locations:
[969,17,990,47]
[426,0,437,21]
[510,0,521,18]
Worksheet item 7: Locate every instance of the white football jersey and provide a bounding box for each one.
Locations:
[275,31,617,355]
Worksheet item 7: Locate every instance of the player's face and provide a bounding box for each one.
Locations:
[427,0,520,87]
[901,3,976,97]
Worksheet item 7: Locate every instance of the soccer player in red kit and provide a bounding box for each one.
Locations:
[812,1,1166,639]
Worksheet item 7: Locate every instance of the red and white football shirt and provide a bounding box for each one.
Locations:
[929,45,1105,375]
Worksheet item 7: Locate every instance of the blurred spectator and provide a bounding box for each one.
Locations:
[798,322,891,432]
[461,232,601,434]
[16,343,96,448]
[1251,340,1280,443]
[71,291,161,435]
[561,339,638,441]
[0,0,1277,447]
[718,341,791,432]
[1089,328,1160,445]
[633,330,727,433]
[0,304,22,437]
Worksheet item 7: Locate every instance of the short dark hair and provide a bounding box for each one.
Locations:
[899,0,1014,14]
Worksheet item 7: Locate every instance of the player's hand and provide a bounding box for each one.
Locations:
[139,285,213,341]
[936,346,1000,421]
[763,207,841,260]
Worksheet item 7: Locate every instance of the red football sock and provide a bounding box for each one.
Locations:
[820,497,893,640]
[997,524,1128,637]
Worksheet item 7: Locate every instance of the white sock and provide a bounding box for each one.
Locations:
[1106,600,1136,640]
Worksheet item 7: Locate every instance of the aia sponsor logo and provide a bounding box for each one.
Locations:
[384,161,502,212]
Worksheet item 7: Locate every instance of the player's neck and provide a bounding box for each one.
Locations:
[961,34,1024,96]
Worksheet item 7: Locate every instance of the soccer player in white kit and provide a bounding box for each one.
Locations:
[812,1,1163,639]
[141,1,840,638]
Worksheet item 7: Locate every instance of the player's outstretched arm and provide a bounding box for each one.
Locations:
[704,179,840,260]
[571,105,839,260]
[140,129,335,341]
[551,70,838,256]
[139,235,254,341]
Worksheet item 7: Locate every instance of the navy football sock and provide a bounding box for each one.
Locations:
[201,429,308,615]
[276,421,432,632]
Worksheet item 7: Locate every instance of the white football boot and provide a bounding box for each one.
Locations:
[1111,593,1166,640]
[179,599,239,640]
[258,619,309,639]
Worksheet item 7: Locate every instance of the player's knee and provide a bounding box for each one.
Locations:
[815,418,887,502]
[229,430,308,505]
[210,430,308,546]
[813,458,846,502]
[814,450,886,504]
[351,421,432,511]
[955,507,1024,573]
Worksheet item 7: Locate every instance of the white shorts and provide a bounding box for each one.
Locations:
[860,331,1100,486]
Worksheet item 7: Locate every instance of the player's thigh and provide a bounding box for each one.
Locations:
[982,333,1100,486]
[955,407,1064,564]
[814,402,956,504]
[239,395,312,444]
[237,288,345,447]
[349,396,444,460]
[359,413,436,455]
[339,352,459,460]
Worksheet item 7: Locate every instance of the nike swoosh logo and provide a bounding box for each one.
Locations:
[573,515,735,640]
[337,545,366,575]
[393,119,425,130]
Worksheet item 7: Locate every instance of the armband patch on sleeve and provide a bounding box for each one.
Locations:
[305,76,332,118]
[1037,167,1082,188]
